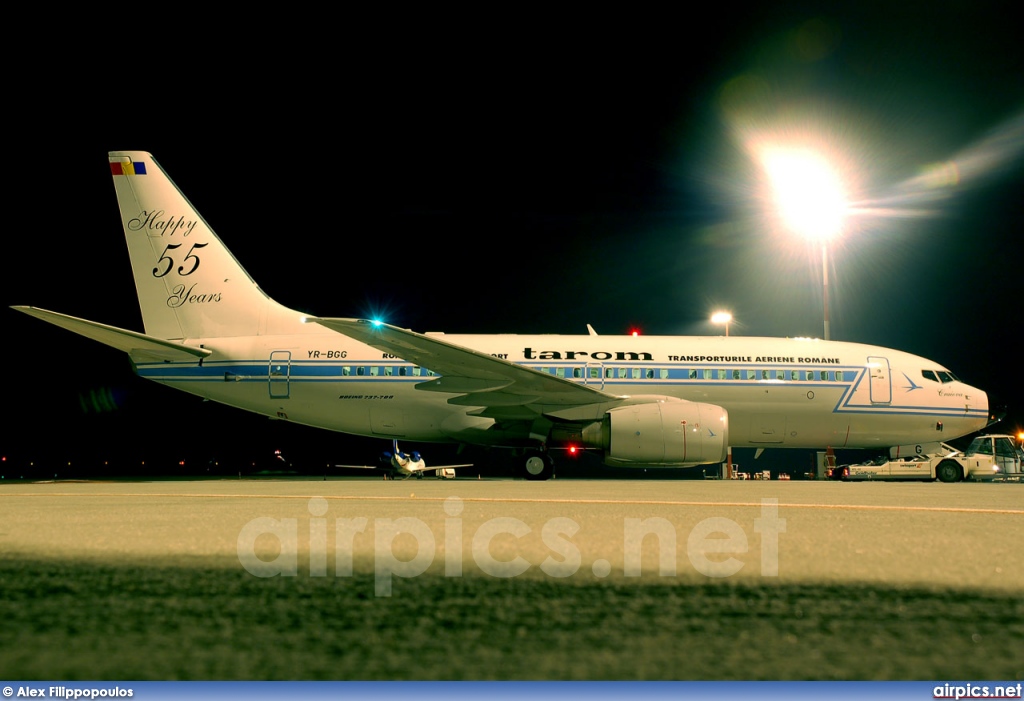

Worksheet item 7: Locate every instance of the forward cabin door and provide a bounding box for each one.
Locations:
[867,356,892,404]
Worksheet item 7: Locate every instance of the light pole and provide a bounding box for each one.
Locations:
[762,147,847,341]
[711,311,734,479]
[820,242,830,341]
[711,311,732,336]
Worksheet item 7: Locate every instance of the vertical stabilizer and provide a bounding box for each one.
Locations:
[109,151,300,339]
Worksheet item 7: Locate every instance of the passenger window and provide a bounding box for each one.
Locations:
[341,366,351,376]
[704,369,714,380]
[733,369,741,380]
[747,370,757,380]
[357,366,366,376]
[632,368,642,379]
[689,369,698,379]
[761,370,769,380]
[661,368,670,379]
[573,368,582,379]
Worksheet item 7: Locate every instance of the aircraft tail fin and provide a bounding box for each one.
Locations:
[108,151,301,340]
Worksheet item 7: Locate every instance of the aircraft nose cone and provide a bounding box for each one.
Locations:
[984,391,1006,426]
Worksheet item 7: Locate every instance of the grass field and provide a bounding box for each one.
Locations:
[2,556,1021,680]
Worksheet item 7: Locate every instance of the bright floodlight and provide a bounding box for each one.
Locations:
[762,147,848,241]
[760,147,849,340]
[711,311,732,336]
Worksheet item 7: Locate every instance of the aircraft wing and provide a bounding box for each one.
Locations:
[311,317,617,420]
[334,463,471,472]
[408,463,474,473]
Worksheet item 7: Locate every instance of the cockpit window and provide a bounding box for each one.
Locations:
[923,369,959,383]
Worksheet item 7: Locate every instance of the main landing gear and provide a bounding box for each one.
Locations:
[522,451,554,481]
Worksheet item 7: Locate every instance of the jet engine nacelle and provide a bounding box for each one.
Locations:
[580,398,729,467]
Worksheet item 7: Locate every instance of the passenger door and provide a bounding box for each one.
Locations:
[867,356,892,404]
[268,350,291,399]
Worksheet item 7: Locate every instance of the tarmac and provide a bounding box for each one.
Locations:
[1,477,1022,679]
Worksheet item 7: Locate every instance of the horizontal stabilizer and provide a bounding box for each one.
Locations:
[12,306,211,362]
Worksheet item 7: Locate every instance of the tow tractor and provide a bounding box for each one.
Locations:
[832,434,1023,482]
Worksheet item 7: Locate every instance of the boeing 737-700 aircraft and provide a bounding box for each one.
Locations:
[12,151,994,480]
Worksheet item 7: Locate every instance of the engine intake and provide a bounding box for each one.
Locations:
[578,399,728,467]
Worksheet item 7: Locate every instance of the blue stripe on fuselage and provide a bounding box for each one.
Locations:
[133,360,985,418]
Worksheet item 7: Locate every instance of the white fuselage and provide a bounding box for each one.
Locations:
[134,331,989,451]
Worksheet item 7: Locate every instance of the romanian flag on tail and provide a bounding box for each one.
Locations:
[109,160,147,176]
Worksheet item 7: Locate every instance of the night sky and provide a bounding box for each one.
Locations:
[5,5,1022,474]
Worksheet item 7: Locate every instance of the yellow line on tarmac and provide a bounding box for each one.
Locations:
[3,491,1023,515]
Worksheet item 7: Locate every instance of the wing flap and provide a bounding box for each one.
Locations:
[448,392,541,406]
[467,405,543,420]
[415,377,513,393]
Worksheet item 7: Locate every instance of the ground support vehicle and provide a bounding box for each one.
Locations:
[834,435,1022,482]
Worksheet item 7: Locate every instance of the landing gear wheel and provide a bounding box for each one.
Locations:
[936,460,962,483]
[523,452,554,481]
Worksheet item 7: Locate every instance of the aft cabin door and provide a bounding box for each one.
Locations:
[867,356,892,404]
[268,350,291,399]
